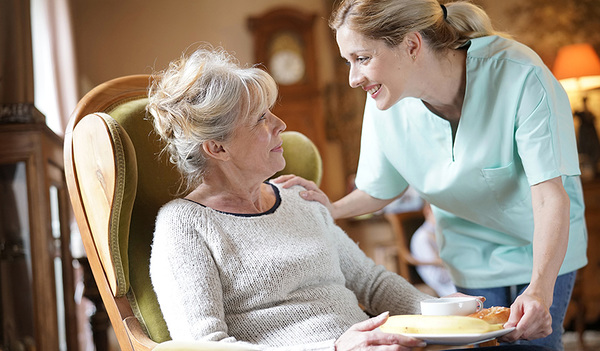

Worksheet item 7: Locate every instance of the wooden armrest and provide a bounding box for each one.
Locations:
[124,316,158,350]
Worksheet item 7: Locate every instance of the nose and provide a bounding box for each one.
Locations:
[270,112,287,134]
[348,64,363,88]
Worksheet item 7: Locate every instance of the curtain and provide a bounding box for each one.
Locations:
[31,0,78,136]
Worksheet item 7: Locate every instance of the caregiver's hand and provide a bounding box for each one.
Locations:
[272,175,334,211]
[336,312,426,351]
[499,290,552,342]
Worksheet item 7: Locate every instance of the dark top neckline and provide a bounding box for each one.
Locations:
[183,182,281,217]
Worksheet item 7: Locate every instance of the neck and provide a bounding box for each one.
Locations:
[186,168,275,214]
[419,48,467,122]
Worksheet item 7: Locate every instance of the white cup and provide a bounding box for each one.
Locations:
[420,297,483,316]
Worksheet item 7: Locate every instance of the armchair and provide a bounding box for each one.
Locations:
[64,75,322,350]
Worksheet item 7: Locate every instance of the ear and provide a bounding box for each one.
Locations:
[202,140,230,161]
[403,31,423,59]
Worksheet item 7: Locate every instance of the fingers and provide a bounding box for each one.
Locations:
[299,189,329,205]
[350,312,390,332]
[271,174,318,190]
[271,174,332,208]
[504,303,523,329]
[360,313,427,349]
[335,313,427,351]
[500,295,552,342]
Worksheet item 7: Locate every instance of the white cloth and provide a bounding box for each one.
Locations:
[150,183,432,349]
[410,221,457,297]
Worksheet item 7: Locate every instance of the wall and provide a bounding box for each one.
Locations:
[70,0,335,96]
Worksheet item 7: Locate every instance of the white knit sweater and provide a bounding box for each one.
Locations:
[150,183,431,350]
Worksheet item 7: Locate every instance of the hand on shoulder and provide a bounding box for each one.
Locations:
[272,175,334,211]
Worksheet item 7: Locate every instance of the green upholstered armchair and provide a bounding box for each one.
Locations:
[64,75,322,351]
[271,130,322,186]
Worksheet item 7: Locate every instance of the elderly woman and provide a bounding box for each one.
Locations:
[146,46,438,350]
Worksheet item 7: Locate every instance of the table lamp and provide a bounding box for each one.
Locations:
[552,43,600,178]
[553,43,600,93]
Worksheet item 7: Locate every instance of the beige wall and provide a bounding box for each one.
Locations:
[71,0,336,96]
[68,0,517,96]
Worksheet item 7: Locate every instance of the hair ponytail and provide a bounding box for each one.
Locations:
[330,0,509,53]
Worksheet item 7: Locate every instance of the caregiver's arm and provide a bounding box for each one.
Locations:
[273,175,396,219]
[502,176,570,342]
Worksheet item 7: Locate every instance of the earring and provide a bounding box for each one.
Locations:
[411,55,416,60]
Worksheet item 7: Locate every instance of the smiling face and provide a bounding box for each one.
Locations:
[225,109,287,181]
[336,25,413,110]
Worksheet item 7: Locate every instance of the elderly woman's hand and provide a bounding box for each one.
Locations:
[335,312,426,351]
[499,291,552,343]
[272,174,334,211]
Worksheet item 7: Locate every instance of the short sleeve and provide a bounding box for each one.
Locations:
[354,98,409,199]
[514,67,580,185]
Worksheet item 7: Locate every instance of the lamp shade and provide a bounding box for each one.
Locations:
[553,43,600,92]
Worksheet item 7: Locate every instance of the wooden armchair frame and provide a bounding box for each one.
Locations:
[64,75,323,351]
[64,75,159,350]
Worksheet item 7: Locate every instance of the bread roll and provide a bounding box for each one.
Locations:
[468,306,510,324]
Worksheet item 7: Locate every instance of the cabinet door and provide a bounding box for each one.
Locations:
[0,162,36,349]
[582,181,600,324]
[0,125,79,351]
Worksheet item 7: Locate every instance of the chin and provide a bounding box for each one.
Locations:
[375,100,394,111]
[273,159,286,174]
[375,94,403,110]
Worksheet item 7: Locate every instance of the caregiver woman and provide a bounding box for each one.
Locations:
[275,0,587,350]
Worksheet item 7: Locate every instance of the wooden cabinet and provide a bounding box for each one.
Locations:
[565,179,600,346]
[0,123,78,351]
[579,180,600,323]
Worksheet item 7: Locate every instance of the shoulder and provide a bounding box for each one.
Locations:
[157,198,204,223]
[467,35,545,69]
[465,35,562,105]
[270,182,310,209]
[270,182,333,222]
[153,198,210,241]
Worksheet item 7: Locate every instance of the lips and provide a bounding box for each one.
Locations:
[271,142,283,152]
[365,84,381,97]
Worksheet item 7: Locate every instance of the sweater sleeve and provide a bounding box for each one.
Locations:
[318,208,433,315]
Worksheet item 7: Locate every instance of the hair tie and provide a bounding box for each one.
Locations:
[440,4,448,20]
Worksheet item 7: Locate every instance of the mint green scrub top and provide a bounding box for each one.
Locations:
[354,35,588,289]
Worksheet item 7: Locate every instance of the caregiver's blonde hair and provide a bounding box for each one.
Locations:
[330,0,509,52]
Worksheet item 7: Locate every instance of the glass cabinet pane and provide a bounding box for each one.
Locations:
[0,162,35,349]
[49,185,67,351]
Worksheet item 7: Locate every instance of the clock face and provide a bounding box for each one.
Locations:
[268,31,305,85]
[270,49,305,85]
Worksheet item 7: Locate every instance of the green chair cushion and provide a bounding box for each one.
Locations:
[107,97,178,342]
[272,131,323,186]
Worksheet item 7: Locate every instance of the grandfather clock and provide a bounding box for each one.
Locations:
[248,7,327,171]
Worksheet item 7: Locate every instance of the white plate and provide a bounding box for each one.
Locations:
[399,327,515,346]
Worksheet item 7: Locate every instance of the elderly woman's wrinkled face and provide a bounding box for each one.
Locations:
[225,110,287,180]
[336,25,411,110]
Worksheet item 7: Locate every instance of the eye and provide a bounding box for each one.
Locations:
[356,56,369,64]
[258,112,267,122]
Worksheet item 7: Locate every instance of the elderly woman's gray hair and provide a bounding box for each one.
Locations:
[147,46,278,192]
